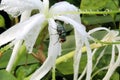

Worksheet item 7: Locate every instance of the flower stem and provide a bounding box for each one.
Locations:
[52,65,56,80]
[57,10,120,16]
[56,43,102,65]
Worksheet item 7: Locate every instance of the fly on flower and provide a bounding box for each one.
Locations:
[56,20,66,43]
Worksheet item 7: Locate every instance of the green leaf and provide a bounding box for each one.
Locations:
[80,0,109,10]
[0,45,38,69]
[0,15,5,28]
[0,70,17,80]
[16,64,39,80]
[0,50,12,69]
[111,72,119,80]
[104,0,119,10]
[56,53,87,75]
[82,14,120,25]
[62,35,75,55]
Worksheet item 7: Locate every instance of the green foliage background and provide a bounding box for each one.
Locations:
[0,0,120,80]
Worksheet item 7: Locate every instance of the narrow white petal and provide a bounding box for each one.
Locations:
[88,27,110,34]
[93,47,107,71]
[103,45,120,80]
[31,18,61,80]
[109,45,115,66]
[102,30,119,42]
[78,47,104,80]
[74,48,82,80]
[6,40,23,72]
[43,0,49,14]
[78,67,87,80]
[20,10,32,22]
[30,56,56,80]
[84,37,92,80]
[74,29,84,80]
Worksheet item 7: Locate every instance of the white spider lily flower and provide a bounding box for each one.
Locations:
[31,1,86,80]
[0,0,42,17]
[0,0,84,79]
[0,0,110,80]
[32,1,110,80]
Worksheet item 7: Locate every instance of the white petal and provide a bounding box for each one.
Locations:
[88,27,110,34]
[49,1,80,21]
[31,18,61,80]
[54,16,86,36]
[84,37,92,80]
[48,18,61,56]
[0,13,46,53]
[18,14,46,53]
[20,10,32,22]
[78,67,87,80]
[42,0,49,14]
[93,47,107,70]
[30,56,56,80]
[102,30,119,42]
[0,22,25,47]
[6,40,23,72]
[103,45,120,80]
[74,29,84,80]
[0,0,42,17]
[109,45,115,66]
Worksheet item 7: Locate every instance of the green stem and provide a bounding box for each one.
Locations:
[56,38,120,65]
[56,43,102,65]
[52,66,56,80]
[57,10,120,16]
[0,43,13,53]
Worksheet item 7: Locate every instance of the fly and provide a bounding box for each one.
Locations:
[56,20,66,43]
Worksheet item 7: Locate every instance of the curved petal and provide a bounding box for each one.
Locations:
[49,1,80,21]
[0,13,46,53]
[54,16,86,36]
[88,27,110,35]
[0,0,42,17]
[102,30,119,42]
[17,14,46,53]
[31,18,61,80]
[55,15,88,80]
[84,37,92,80]
[74,29,84,80]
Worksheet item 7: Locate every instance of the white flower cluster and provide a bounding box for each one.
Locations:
[0,0,120,80]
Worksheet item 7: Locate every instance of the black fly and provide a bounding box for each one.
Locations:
[56,20,66,43]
